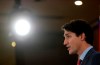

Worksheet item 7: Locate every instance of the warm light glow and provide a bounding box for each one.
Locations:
[14,19,31,36]
[11,41,16,47]
[74,0,83,6]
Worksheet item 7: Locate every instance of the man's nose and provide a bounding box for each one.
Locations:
[63,39,68,45]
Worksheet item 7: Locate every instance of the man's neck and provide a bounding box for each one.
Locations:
[77,43,91,58]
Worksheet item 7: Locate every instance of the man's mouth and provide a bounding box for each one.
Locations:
[66,46,71,51]
[67,47,71,51]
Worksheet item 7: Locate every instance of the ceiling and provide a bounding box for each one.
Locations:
[0,0,100,32]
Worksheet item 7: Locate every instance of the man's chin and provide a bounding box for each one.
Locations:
[68,51,75,55]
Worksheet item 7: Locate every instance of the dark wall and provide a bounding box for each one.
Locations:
[93,23,99,51]
[15,31,77,65]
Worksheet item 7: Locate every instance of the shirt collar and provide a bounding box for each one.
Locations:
[79,46,93,61]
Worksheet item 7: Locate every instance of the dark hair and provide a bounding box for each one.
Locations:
[62,19,94,45]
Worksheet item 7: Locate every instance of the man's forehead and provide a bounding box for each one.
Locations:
[64,30,71,34]
[63,30,77,37]
[63,31,72,36]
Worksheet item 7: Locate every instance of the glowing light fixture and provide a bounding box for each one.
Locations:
[74,0,83,6]
[11,41,16,47]
[14,18,31,36]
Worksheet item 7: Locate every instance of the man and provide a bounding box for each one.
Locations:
[62,19,100,65]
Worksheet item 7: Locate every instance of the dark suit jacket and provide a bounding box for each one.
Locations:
[81,48,100,65]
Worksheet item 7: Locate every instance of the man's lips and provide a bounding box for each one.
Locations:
[66,46,71,51]
[67,47,71,51]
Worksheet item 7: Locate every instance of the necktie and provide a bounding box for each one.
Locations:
[77,59,82,65]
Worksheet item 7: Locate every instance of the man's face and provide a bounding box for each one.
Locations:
[63,30,82,55]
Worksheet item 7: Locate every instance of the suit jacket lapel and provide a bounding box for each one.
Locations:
[81,48,96,65]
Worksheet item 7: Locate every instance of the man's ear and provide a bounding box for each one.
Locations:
[80,33,86,41]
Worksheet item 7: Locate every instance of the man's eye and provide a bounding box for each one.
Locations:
[67,36,70,38]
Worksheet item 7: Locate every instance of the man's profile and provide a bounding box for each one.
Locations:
[61,19,100,65]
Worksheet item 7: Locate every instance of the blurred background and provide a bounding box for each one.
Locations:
[0,0,100,65]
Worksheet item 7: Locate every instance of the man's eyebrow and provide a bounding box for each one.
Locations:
[64,33,70,37]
